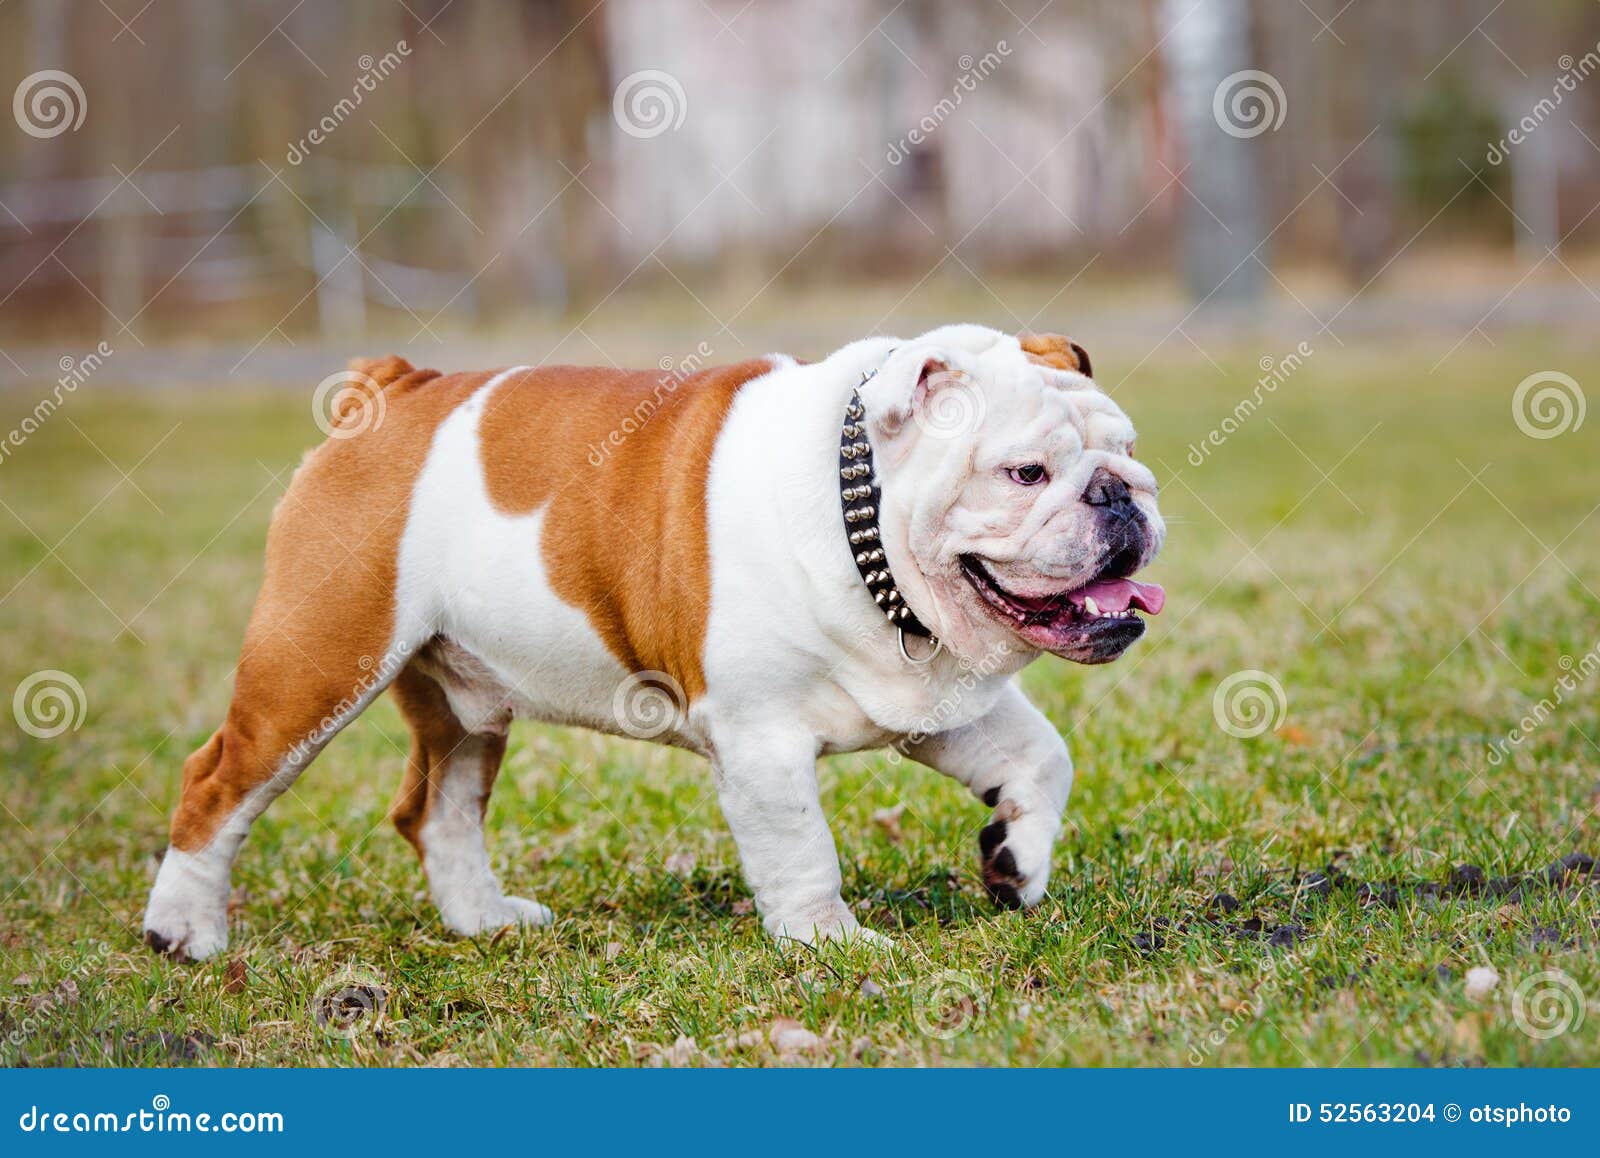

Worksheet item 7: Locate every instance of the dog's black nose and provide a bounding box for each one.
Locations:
[1083,467,1147,576]
[1082,467,1132,510]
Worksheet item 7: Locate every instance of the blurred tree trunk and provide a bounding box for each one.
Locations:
[547,0,610,309]
[22,0,71,182]
[188,0,232,168]
[1160,0,1266,304]
[1331,1,1397,283]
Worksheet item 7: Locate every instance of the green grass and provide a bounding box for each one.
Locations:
[1,334,1597,1067]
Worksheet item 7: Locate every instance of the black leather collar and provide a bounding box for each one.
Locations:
[839,371,936,643]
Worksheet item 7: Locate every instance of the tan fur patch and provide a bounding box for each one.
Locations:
[168,360,487,851]
[1018,332,1091,376]
[477,359,775,702]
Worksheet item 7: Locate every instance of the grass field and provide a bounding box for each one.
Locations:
[2,332,1597,1067]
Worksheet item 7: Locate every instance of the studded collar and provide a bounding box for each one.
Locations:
[839,370,939,656]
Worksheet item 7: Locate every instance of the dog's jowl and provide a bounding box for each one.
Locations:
[143,325,1165,960]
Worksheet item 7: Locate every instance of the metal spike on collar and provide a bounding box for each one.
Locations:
[839,379,937,650]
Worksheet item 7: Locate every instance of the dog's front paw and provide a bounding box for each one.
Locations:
[766,903,895,951]
[978,806,1054,909]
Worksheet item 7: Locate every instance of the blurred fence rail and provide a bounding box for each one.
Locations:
[0,161,480,330]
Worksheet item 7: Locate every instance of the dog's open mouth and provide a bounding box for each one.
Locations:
[959,554,1165,660]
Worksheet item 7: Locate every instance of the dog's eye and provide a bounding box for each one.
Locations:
[1008,464,1048,486]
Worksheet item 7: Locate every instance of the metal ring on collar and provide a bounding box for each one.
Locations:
[898,628,943,665]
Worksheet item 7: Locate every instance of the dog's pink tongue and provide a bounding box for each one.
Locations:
[1075,577,1165,615]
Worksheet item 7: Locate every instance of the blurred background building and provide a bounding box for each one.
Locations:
[0,0,1597,377]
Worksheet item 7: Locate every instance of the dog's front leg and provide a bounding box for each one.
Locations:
[905,681,1073,908]
[711,724,891,948]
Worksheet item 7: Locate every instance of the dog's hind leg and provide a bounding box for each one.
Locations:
[142,405,447,960]
[388,662,551,936]
[141,619,414,962]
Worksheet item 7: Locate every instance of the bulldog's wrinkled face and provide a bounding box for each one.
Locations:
[861,325,1165,666]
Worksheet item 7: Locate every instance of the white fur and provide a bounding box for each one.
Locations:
[417,731,553,934]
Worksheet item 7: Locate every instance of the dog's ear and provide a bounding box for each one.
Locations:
[859,346,957,436]
[1018,332,1091,378]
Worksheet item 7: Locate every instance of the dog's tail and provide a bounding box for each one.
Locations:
[327,355,432,433]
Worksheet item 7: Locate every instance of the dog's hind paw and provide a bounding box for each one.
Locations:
[444,894,555,936]
[142,908,228,963]
[142,849,230,963]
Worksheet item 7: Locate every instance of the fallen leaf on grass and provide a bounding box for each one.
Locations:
[872,805,905,843]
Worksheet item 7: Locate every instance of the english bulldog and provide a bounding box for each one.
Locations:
[143,324,1164,960]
